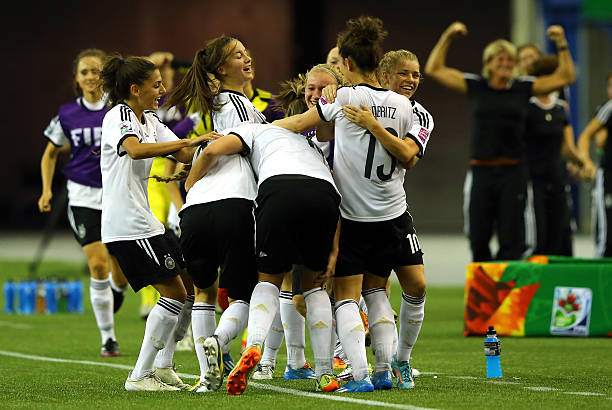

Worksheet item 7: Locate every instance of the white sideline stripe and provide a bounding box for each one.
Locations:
[0,350,437,410]
[0,321,32,329]
[524,387,560,391]
[563,392,606,396]
[486,380,521,385]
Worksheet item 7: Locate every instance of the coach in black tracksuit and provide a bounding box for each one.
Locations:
[578,72,612,257]
[425,21,575,261]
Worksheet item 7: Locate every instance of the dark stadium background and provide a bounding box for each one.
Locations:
[4,0,611,233]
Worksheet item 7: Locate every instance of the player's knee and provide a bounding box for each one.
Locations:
[88,258,108,279]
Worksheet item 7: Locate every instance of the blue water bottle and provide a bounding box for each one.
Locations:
[45,281,59,314]
[3,280,15,313]
[485,325,502,378]
[73,281,84,313]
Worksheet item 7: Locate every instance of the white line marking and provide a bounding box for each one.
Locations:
[0,350,437,410]
[485,380,521,385]
[447,376,479,380]
[563,392,606,396]
[0,321,32,329]
[524,387,560,391]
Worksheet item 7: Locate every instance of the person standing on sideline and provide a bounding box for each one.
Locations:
[578,71,612,257]
[425,22,575,262]
[99,54,216,391]
[38,48,129,358]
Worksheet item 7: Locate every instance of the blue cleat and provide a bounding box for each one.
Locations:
[371,370,393,390]
[336,376,374,393]
[223,352,235,377]
[391,356,415,389]
[284,363,316,380]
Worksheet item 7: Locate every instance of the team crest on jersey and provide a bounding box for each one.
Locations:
[164,254,176,270]
[120,121,133,136]
[77,224,86,239]
[417,127,429,143]
[319,96,328,105]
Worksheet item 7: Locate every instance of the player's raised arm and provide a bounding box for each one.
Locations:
[424,21,469,94]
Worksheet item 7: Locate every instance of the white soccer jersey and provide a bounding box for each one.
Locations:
[224,123,337,190]
[100,104,180,242]
[409,99,434,157]
[317,84,414,221]
[212,90,267,132]
[181,141,257,212]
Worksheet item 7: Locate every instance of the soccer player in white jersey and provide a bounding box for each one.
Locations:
[38,48,129,358]
[184,122,342,394]
[272,16,424,392]
[99,55,218,391]
[164,36,267,380]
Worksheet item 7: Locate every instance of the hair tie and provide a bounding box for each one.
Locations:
[317,67,341,85]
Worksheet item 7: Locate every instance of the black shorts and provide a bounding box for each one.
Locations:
[179,198,257,302]
[67,206,101,246]
[334,211,424,278]
[255,175,340,274]
[105,230,185,292]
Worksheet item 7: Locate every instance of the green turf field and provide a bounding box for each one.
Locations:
[0,259,610,409]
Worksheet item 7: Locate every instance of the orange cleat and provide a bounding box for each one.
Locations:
[360,309,369,336]
[333,356,347,370]
[226,345,262,396]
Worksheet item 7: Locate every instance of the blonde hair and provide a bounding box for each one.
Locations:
[481,39,518,79]
[377,49,419,87]
[273,63,344,117]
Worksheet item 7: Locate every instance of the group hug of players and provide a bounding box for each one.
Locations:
[39,13,611,395]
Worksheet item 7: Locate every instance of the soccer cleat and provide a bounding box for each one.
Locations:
[124,371,180,391]
[223,352,235,376]
[188,379,210,393]
[391,356,415,389]
[333,356,347,370]
[154,365,192,390]
[284,363,316,380]
[337,362,372,381]
[112,289,125,313]
[371,371,393,390]
[202,336,224,391]
[101,338,120,357]
[226,345,261,396]
[336,376,374,393]
[252,361,275,380]
[412,368,421,378]
[315,374,340,392]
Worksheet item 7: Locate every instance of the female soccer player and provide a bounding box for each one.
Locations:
[99,54,215,391]
[578,72,612,257]
[425,22,575,262]
[185,121,341,395]
[162,35,267,387]
[273,16,422,392]
[38,48,128,358]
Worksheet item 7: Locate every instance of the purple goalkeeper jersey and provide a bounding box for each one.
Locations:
[44,98,108,188]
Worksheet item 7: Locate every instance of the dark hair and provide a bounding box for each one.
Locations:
[164,36,237,115]
[337,16,388,72]
[72,48,106,97]
[529,54,558,76]
[273,74,308,117]
[100,55,156,107]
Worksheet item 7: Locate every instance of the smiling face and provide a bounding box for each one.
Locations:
[383,58,421,99]
[217,40,253,88]
[487,50,516,82]
[75,56,103,97]
[518,46,540,75]
[304,70,337,109]
[134,68,166,111]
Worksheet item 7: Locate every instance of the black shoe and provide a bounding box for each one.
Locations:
[112,289,125,313]
[101,338,120,357]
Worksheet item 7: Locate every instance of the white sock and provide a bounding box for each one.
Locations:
[109,272,128,293]
[335,299,368,381]
[280,290,306,369]
[397,293,425,363]
[192,302,217,381]
[261,308,284,365]
[246,281,279,348]
[363,287,395,373]
[215,300,249,354]
[304,288,333,378]
[329,294,339,369]
[154,295,192,368]
[89,278,115,344]
[131,297,180,379]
